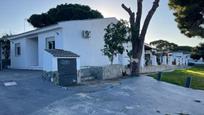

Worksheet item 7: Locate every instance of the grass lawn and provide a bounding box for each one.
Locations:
[149,65,204,90]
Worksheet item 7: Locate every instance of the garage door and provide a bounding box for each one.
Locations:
[58,58,77,86]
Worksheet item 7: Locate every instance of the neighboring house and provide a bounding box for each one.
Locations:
[170,52,190,66]
[141,45,190,67]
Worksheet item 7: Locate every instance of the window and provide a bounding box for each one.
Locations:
[46,37,55,49]
[15,43,21,56]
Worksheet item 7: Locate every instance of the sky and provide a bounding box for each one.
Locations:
[0,0,203,46]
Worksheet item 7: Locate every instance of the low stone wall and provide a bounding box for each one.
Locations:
[80,64,126,81]
[140,65,188,73]
[80,66,103,80]
[101,64,125,80]
[43,65,188,84]
[118,65,189,75]
[42,71,59,85]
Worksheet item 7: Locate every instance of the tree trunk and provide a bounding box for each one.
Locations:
[122,0,160,76]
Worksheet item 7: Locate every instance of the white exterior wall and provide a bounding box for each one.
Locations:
[10,38,27,69]
[38,29,63,68]
[43,50,57,71]
[11,18,148,70]
[60,18,118,67]
[10,29,62,70]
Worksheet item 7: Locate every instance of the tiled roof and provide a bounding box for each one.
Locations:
[45,49,79,57]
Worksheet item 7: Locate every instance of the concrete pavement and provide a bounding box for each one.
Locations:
[0,70,204,115]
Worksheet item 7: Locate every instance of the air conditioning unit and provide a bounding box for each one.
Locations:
[82,30,91,39]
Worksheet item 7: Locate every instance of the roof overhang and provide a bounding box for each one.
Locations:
[45,49,80,58]
[8,25,61,40]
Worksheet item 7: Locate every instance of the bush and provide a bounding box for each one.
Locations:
[2,59,10,69]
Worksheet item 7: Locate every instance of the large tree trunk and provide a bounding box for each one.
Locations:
[122,0,160,76]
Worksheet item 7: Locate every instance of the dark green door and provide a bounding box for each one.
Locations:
[58,58,77,86]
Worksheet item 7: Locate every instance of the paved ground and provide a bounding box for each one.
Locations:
[0,70,204,115]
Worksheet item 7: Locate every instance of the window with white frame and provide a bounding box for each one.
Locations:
[15,43,21,56]
[46,37,55,49]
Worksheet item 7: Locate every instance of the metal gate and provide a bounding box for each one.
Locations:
[58,58,77,86]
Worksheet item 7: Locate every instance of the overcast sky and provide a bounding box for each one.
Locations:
[0,0,203,46]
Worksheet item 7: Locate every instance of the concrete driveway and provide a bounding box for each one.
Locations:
[0,69,204,115]
[0,69,74,115]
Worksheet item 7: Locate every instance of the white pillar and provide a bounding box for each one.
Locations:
[168,56,173,66]
[176,58,178,65]
[118,54,123,65]
[162,56,167,65]
[180,58,183,65]
[140,45,145,68]
[151,55,157,66]
[182,56,186,65]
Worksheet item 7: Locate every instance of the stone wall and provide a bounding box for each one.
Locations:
[80,65,185,81]
[42,71,59,85]
[140,65,188,73]
[80,66,103,81]
[101,64,125,80]
[80,64,126,81]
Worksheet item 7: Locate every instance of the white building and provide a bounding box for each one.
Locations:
[169,52,190,66]
[9,18,137,72]
[8,17,190,74]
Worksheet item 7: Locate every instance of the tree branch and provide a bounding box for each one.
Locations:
[135,0,143,37]
[122,4,135,26]
[140,0,160,40]
[121,4,133,16]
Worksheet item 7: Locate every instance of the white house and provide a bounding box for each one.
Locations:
[8,17,190,74]
[170,52,190,66]
[141,46,191,67]
[9,18,135,72]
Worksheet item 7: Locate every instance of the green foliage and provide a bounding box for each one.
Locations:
[191,43,204,59]
[169,0,204,38]
[150,40,178,51]
[102,20,129,64]
[28,4,104,28]
[0,34,11,60]
[172,46,193,53]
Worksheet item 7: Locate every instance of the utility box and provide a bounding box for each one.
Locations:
[58,58,78,86]
[43,49,80,87]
